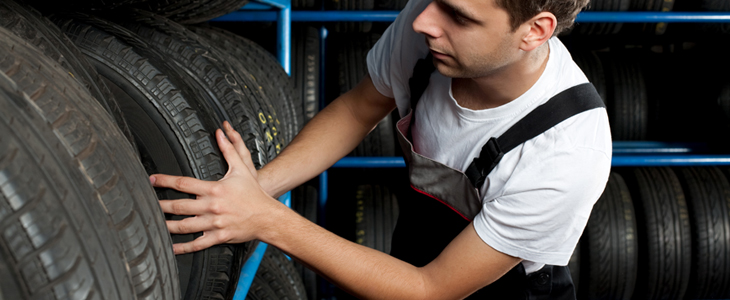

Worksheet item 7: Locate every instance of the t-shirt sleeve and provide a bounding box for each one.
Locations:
[473,131,611,266]
[367,0,430,108]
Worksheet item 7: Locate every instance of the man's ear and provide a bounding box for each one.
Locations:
[519,12,557,51]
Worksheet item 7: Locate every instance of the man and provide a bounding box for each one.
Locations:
[150,0,612,298]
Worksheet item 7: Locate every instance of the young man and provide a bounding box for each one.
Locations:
[150,0,612,298]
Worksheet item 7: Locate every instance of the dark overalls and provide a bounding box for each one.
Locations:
[389,55,604,300]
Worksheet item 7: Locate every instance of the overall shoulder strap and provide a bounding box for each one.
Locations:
[464,83,605,188]
[408,53,436,112]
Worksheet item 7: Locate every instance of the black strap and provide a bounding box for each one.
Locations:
[408,53,436,111]
[406,56,605,188]
[463,83,605,187]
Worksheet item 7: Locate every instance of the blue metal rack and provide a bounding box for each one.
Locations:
[220,7,730,299]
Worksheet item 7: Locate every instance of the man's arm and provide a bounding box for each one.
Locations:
[256,74,396,198]
[151,131,522,299]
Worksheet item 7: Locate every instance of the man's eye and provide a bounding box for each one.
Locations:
[451,10,467,24]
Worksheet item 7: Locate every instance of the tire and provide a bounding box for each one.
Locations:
[51,12,258,300]
[332,33,396,156]
[621,167,691,300]
[106,8,277,165]
[579,172,638,300]
[572,51,607,103]
[0,0,136,149]
[24,0,148,10]
[0,25,178,300]
[568,240,581,291]
[600,52,648,140]
[247,247,308,300]
[188,24,301,146]
[136,0,250,24]
[291,184,319,300]
[326,0,373,33]
[675,167,730,299]
[293,26,321,125]
[354,185,399,254]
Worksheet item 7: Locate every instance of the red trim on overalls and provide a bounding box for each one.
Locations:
[410,184,472,222]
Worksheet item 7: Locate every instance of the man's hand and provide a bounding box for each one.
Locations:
[150,122,280,255]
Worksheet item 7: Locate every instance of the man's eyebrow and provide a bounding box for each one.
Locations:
[435,0,480,22]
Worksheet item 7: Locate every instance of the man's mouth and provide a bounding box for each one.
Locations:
[430,49,451,59]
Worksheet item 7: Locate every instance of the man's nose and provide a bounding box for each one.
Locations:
[412,1,443,39]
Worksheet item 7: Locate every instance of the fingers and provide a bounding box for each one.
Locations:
[165,216,211,234]
[216,128,247,171]
[159,199,211,216]
[223,121,259,176]
[150,174,215,195]
[172,234,221,255]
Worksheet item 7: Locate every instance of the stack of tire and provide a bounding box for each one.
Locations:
[0,1,306,300]
[326,32,399,157]
[574,166,730,299]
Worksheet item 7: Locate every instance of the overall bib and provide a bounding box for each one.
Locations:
[389,55,604,300]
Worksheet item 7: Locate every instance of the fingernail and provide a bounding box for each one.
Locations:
[224,121,232,130]
[149,175,156,185]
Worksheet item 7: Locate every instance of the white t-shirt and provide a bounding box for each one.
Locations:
[367,0,612,273]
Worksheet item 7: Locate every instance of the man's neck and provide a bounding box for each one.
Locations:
[452,43,550,111]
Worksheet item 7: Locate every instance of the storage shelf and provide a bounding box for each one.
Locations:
[225,5,730,299]
[331,155,730,168]
[213,11,730,23]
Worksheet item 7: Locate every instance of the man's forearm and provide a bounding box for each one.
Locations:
[262,201,432,300]
[258,75,396,197]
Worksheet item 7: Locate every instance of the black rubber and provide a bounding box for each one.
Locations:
[621,167,691,300]
[0,0,136,149]
[24,0,148,9]
[136,0,250,24]
[568,240,581,291]
[189,24,300,146]
[675,167,730,299]
[354,185,399,254]
[0,25,178,300]
[293,26,321,125]
[600,52,648,141]
[107,8,276,166]
[50,12,257,300]
[331,33,396,157]
[247,247,308,300]
[579,172,638,300]
[572,51,607,103]
[326,0,373,33]
[291,184,319,300]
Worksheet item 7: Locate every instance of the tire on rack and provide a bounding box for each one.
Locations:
[332,33,396,157]
[326,0,373,33]
[572,50,607,103]
[106,8,278,165]
[24,0,148,10]
[292,26,321,125]
[136,0,250,24]
[0,26,178,300]
[578,172,638,300]
[0,0,136,149]
[354,185,399,254]
[291,184,319,300]
[246,247,308,300]
[674,167,730,299]
[188,24,300,146]
[621,167,691,300]
[600,52,648,140]
[51,12,260,300]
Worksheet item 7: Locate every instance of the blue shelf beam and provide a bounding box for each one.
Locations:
[331,154,730,168]
[213,11,730,23]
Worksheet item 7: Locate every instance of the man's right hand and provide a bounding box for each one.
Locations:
[221,120,259,182]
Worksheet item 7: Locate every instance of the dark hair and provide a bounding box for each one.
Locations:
[494,0,590,36]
